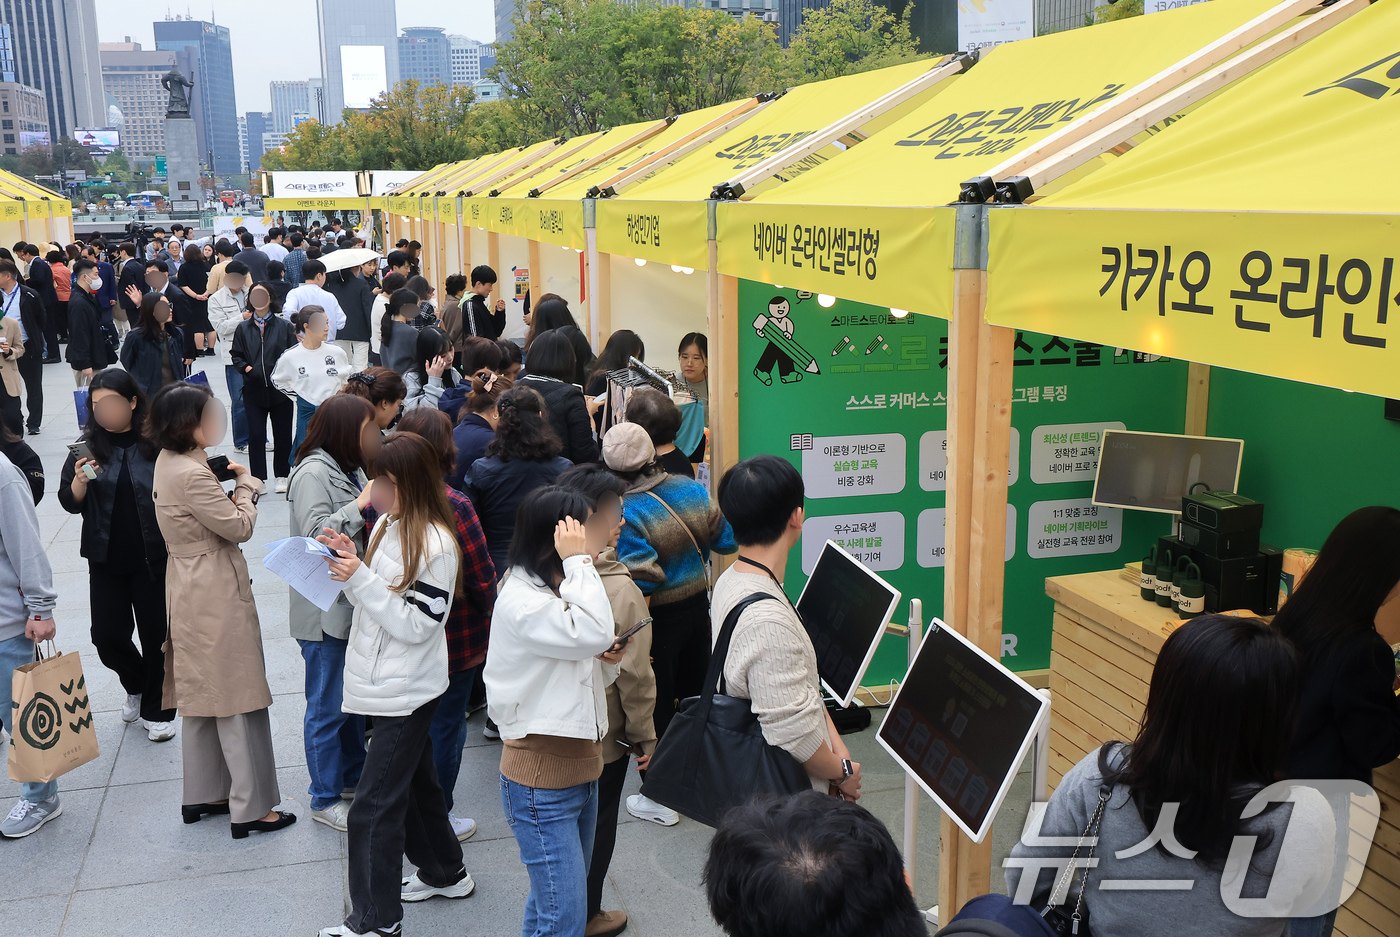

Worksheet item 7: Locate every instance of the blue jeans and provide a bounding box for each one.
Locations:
[428,665,480,814]
[0,633,59,803]
[299,637,365,810]
[1289,911,1338,937]
[224,364,249,448]
[291,395,316,466]
[501,775,598,937]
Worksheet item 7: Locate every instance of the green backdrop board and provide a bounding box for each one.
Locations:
[736,280,1189,684]
[1206,368,1400,552]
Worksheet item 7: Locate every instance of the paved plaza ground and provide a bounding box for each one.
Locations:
[0,357,1033,936]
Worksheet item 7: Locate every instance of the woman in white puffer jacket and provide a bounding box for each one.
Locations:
[317,431,473,937]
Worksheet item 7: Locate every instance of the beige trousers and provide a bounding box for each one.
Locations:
[181,708,281,823]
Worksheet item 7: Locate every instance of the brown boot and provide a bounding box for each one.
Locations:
[585,910,629,937]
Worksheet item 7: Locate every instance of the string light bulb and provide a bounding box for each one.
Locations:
[817,294,836,308]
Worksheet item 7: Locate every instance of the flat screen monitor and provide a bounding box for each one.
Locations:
[877,620,1049,843]
[795,541,901,708]
[1092,429,1243,515]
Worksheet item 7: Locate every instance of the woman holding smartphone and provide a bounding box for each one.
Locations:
[58,368,176,742]
[485,485,630,937]
[148,382,293,838]
[316,432,472,937]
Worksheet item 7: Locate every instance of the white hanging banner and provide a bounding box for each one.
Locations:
[269,172,359,199]
[958,0,1034,50]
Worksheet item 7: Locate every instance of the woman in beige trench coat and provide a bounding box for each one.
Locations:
[147,381,296,839]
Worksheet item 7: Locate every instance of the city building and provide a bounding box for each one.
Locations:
[0,80,49,155]
[153,15,241,175]
[0,0,104,141]
[471,78,503,103]
[270,79,309,133]
[399,26,450,88]
[244,110,270,171]
[703,0,778,24]
[99,39,197,158]
[447,34,486,86]
[495,0,516,45]
[316,0,398,124]
[237,112,246,169]
[777,0,955,54]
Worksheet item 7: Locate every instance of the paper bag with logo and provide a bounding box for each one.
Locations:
[8,647,99,783]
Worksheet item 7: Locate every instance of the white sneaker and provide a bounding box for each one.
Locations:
[481,721,500,740]
[626,793,679,827]
[233,445,247,454]
[145,720,176,742]
[121,694,142,723]
[266,440,275,451]
[311,800,351,831]
[448,813,477,842]
[275,477,289,494]
[318,925,400,937]
[401,869,475,902]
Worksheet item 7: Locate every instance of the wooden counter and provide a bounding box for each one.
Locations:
[1045,570,1400,937]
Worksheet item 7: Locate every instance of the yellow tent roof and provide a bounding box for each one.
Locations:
[0,170,67,217]
[985,0,1400,398]
[714,0,1282,316]
[596,59,945,271]
[463,99,754,249]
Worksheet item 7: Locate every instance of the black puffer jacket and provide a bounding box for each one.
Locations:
[517,374,599,464]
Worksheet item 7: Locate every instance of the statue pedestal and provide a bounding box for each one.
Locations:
[164,116,203,219]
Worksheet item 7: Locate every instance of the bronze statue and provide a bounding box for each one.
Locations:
[160,66,195,118]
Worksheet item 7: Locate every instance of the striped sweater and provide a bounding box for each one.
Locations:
[616,471,736,605]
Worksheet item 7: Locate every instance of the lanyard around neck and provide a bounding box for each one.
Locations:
[735,555,798,616]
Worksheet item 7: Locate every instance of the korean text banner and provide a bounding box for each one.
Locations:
[986,207,1400,399]
[718,202,955,317]
[270,171,359,199]
[716,0,1278,309]
[597,60,938,270]
[1039,0,1400,214]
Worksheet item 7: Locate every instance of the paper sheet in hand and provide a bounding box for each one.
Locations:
[262,537,345,611]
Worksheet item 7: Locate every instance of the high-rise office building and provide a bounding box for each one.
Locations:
[153,15,240,175]
[100,40,197,158]
[778,0,955,54]
[244,110,270,171]
[237,113,247,169]
[0,0,104,141]
[0,81,49,155]
[448,35,486,86]
[316,0,398,124]
[270,79,310,133]
[399,26,450,88]
[495,0,516,45]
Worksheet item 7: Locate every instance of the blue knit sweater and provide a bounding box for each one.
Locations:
[617,472,736,604]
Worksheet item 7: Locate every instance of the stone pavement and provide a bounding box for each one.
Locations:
[0,355,1030,936]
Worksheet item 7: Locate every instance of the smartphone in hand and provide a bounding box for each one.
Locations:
[206,454,238,482]
[609,616,653,653]
[68,441,103,475]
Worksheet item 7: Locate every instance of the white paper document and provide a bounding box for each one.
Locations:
[262,537,346,612]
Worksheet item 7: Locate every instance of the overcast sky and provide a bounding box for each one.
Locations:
[96,1,498,113]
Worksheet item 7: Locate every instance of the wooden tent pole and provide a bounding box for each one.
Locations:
[939,204,1009,922]
[1185,363,1211,436]
[528,238,542,313]
[487,231,502,323]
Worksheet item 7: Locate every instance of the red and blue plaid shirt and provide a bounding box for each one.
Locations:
[363,486,496,672]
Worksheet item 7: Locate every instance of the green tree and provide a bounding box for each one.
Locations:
[785,0,922,82]
[1092,0,1143,23]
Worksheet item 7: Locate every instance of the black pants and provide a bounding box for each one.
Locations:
[0,386,20,436]
[40,303,58,359]
[242,385,293,480]
[345,697,465,934]
[16,351,41,431]
[587,755,630,918]
[89,567,175,722]
[649,591,712,741]
[52,300,68,341]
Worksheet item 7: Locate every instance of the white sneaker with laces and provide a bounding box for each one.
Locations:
[401,869,475,902]
[145,720,176,742]
[275,477,289,494]
[121,693,142,723]
[626,793,679,827]
[266,440,275,451]
[312,799,351,831]
[234,445,247,454]
[318,924,400,937]
[448,813,477,842]
[0,795,62,838]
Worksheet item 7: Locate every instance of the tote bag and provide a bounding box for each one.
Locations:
[8,644,100,783]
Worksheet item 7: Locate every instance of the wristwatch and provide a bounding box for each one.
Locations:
[838,758,854,783]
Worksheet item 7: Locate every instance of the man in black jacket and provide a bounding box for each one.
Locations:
[233,232,269,283]
[466,265,507,340]
[65,259,117,385]
[326,265,375,369]
[16,244,58,362]
[0,260,44,434]
[230,306,297,489]
[115,241,145,335]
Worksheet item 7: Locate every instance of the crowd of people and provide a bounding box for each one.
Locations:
[0,226,1396,937]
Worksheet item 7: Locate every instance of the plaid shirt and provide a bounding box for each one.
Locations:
[283,248,307,287]
[361,487,496,672]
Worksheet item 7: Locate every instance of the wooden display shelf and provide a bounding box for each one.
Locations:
[1044,569,1400,937]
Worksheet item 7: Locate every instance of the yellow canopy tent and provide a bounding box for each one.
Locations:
[0,170,71,245]
[594,59,946,272]
[713,0,1286,317]
[986,0,1400,400]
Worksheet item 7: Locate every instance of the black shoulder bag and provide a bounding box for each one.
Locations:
[641,590,814,827]
[1039,742,1122,937]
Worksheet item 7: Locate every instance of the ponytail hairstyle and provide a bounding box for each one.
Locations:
[363,431,461,595]
[290,304,326,339]
[340,366,407,408]
[487,385,561,462]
